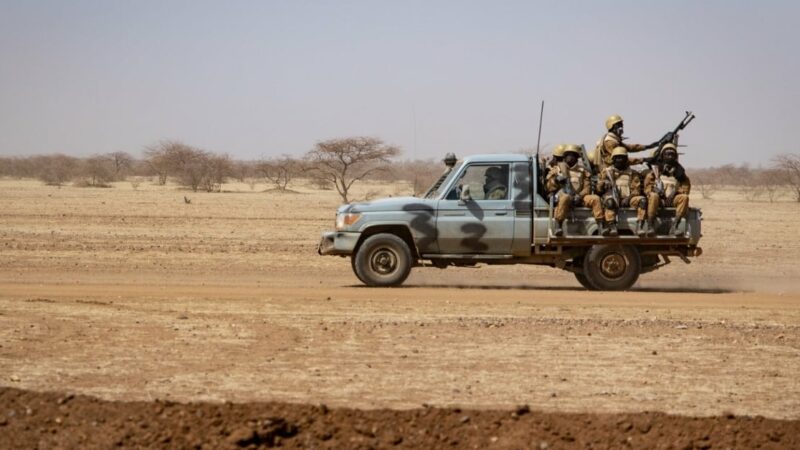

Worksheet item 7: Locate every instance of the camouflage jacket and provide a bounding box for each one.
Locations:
[545,162,591,197]
[597,166,643,199]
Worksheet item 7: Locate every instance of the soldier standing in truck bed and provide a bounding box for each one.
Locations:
[594,115,658,172]
[546,145,604,236]
[644,143,692,236]
[596,147,649,237]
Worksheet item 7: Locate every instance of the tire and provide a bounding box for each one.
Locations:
[352,233,413,287]
[574,272,597,290]
[582,244,641,291]
[571,256,598,290]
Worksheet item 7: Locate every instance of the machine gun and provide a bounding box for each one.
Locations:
[650,111,696,163]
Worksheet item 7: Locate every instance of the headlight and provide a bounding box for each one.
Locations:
[335,213,361,230]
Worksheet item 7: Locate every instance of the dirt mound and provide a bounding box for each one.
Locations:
[1,388,798,449]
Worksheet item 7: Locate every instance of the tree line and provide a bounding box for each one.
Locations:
[2,138,799,203]
[0,137,444,203]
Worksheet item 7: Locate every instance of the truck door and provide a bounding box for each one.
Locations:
[435,163,514,254]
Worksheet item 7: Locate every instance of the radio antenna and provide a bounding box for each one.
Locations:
[535,100,544,160]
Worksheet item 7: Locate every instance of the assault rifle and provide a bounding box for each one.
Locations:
[579,144,598,194]
[605,168,621,209]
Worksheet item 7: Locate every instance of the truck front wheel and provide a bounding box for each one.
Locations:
[582,244,641,291]
[352,233,413,287]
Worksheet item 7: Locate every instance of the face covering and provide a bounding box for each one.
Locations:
[613,158,627,171]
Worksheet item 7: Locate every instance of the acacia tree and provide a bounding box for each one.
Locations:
[305,137,400,203]
[256,155,300,191]
[773,154,800,202]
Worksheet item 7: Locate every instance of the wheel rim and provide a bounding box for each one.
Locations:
[370,247,398,275]
[599,252,627,280]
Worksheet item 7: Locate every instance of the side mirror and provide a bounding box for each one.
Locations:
[459,185,472,202]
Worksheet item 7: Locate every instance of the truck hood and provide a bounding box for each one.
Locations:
[339,197,436,213]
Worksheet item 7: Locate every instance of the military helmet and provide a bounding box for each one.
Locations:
[661,143,678,155]
[563,144,581,156]
[611,146,628,158]
[605,115,623,131]
[552,144,566,157]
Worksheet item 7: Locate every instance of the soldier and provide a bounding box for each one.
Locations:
[644,143,691,236]
[545,145,604,236]
[483,166,508,200]
[593,115,658,172]
[597,147,649,237]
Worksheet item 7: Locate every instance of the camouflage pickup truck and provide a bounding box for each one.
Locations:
[318,154,702,290]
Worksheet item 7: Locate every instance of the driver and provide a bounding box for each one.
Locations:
[483,166,508,200]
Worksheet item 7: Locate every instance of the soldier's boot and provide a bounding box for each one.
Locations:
[670,217,684,236]
[553,220,563,237]
[646,219,657,237]
[636,220,647,237]
[595,219,604,236]
[607,222,619,237]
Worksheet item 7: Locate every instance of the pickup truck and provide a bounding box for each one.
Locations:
[318,154,702,290]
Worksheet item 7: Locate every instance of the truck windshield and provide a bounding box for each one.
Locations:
[424,162,463,199]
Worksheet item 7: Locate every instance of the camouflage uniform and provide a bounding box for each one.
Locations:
[643,145,691,235]
[593,115,652,172]
[546,162,603,222]
[597,166,647,223]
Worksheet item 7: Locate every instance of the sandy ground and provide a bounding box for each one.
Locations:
[1,178,799,423]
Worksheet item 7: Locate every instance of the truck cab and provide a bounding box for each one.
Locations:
[318,154,702,290]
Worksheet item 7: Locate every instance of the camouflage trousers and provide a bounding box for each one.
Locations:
[647,193,690,219]
[554,194,604,222]
[604,195,646,222]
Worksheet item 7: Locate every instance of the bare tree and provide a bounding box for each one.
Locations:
[201,153,233,192]
[256,155,301,191]
[305,137,400,203]
[773,154,800,202]
[76,155,115,187]
[690,168,719,200]
[143,141,175,185]
[104,151,134,180]
[36,154,79,186]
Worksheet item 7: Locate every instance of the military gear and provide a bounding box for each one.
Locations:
[611,147,628,158]
[599,166,647,224]
[553,219,564,237]
[644,165,691,220]
[605,115,623,131]
[661,143,678,154]
[604,222,618,237]
[546,160,604,223]
[593,118,650,171]
[670,217,685,236]
[563,144,582,156]
[553,144,567,158]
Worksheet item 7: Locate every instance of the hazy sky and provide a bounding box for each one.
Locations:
[1,0,798,167]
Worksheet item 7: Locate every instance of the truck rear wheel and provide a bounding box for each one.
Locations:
[571,256,597,290]
[582,244,640,291]
[353,233,413,287]
[574,272,597,290]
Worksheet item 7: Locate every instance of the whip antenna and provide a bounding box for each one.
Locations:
[535,100,544,159]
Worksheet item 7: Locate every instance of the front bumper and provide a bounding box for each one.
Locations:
[317,231,361,256]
